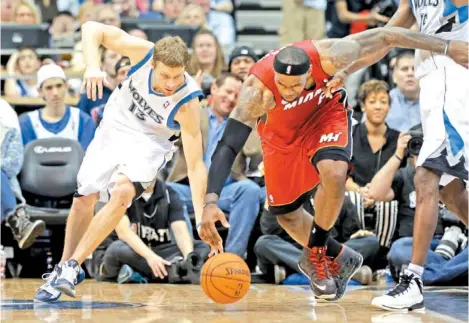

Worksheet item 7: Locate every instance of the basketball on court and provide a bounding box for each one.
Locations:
[200,253,251,304]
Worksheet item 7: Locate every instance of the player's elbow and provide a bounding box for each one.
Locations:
[378,27,399,47]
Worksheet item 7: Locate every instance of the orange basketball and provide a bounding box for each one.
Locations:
[200,253,251,304]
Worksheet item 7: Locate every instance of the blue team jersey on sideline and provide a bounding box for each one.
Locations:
[19,106,96,151]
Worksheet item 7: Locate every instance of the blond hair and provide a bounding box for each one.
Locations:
[175,4,207,27]
[152,36,189,68]
[358,80,390,105]
[187,29,225,77]
[13,0,41,23]
[77,1,96,25]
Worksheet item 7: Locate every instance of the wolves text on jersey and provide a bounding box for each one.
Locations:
[128,79,165,124]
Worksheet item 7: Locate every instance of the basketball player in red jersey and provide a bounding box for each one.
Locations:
[198,27,468,301]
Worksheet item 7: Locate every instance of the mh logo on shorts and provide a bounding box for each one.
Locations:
[319,132,342,143]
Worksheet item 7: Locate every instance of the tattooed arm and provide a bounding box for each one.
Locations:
[318,26,468,77]
[198,74,274,255]
[229,74,275,126]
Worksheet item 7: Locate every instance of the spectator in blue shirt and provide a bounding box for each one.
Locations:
[192,0,236,57]
[386,51,421,132]
[19,64,96,151]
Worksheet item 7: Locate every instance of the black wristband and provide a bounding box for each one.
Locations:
[206,118,252,196]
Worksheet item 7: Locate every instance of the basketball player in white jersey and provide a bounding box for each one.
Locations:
[365,0,468,312]
[34,21,207,302]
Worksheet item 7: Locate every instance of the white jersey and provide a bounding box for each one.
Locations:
[411,0,468,77]
[410,0,469,184]
[27,107,80,140]
[76,50,204,201]
[103,49,203,141]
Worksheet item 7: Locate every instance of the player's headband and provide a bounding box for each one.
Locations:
[273,58,310,76]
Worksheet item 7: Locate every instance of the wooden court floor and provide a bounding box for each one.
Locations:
[0,279,467,322]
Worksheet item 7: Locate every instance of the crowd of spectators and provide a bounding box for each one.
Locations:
[1,0,466,286]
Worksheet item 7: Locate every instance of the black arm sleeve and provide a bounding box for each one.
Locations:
[206,118,252,196]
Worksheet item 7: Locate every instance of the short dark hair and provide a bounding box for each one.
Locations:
[394,51,414,68]
[274,46,310,75]
[215,73,243,87]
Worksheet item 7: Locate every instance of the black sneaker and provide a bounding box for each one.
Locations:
[6,206,45,249]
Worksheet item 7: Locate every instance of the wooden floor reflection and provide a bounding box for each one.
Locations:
[0,279,467,322]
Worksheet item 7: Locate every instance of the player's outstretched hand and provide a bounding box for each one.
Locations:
[448,41,469,68]
[199,204,230,257]
[323,70,347,99]
[81,68,109,101]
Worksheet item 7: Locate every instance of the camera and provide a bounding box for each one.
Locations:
[435,225,468,260]
[407,129,424,156]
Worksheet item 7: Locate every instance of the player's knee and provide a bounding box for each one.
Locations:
[414,168,439,200]
[111,182,135,206]
[73,193,98,213]
[316,160,347,189]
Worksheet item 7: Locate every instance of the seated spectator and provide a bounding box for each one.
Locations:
[346,80,402,265]
[386,51,421,132]
[4,47,41,98]
[280,0,326,46]
[96,3,122,27]
[78,47,122,123]
[19,64,96,150]
[160,0,187,21]
[175,4,207,28]
[57,0,80,17]
[210,0,233,14]
[76,1,96,26]
[72,4,121,71]
[228,46,258,81]
[136,0,164,18]
[128,29,148,40]
[97,179,209,284]
[13,0,42,24]
[49,11,78,47]
[187,29,225,92]
[254,196,379,285]
[111,0,140,17]
[1,99,46,249]
[167,73,262,258]
[115,56,131,85]
[1,0,15,22]
[368,124,466,285]
[192,0,235,56]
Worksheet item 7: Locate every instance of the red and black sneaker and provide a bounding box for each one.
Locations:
[298,246,337,299]
[325,245,363,301]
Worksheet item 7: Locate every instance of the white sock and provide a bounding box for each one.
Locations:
[407,263,424,278]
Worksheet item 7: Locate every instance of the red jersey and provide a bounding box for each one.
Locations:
[250,40,337,147]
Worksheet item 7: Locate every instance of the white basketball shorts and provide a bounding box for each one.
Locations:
[416,55,469,185]
[76,120,174,202]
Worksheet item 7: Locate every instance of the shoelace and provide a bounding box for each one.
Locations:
[308,247,330,281]
[388,274,413,297]
[326,257,340,277]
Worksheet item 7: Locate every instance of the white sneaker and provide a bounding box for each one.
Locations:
[34,265,61,303]
[371,269,425,312]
